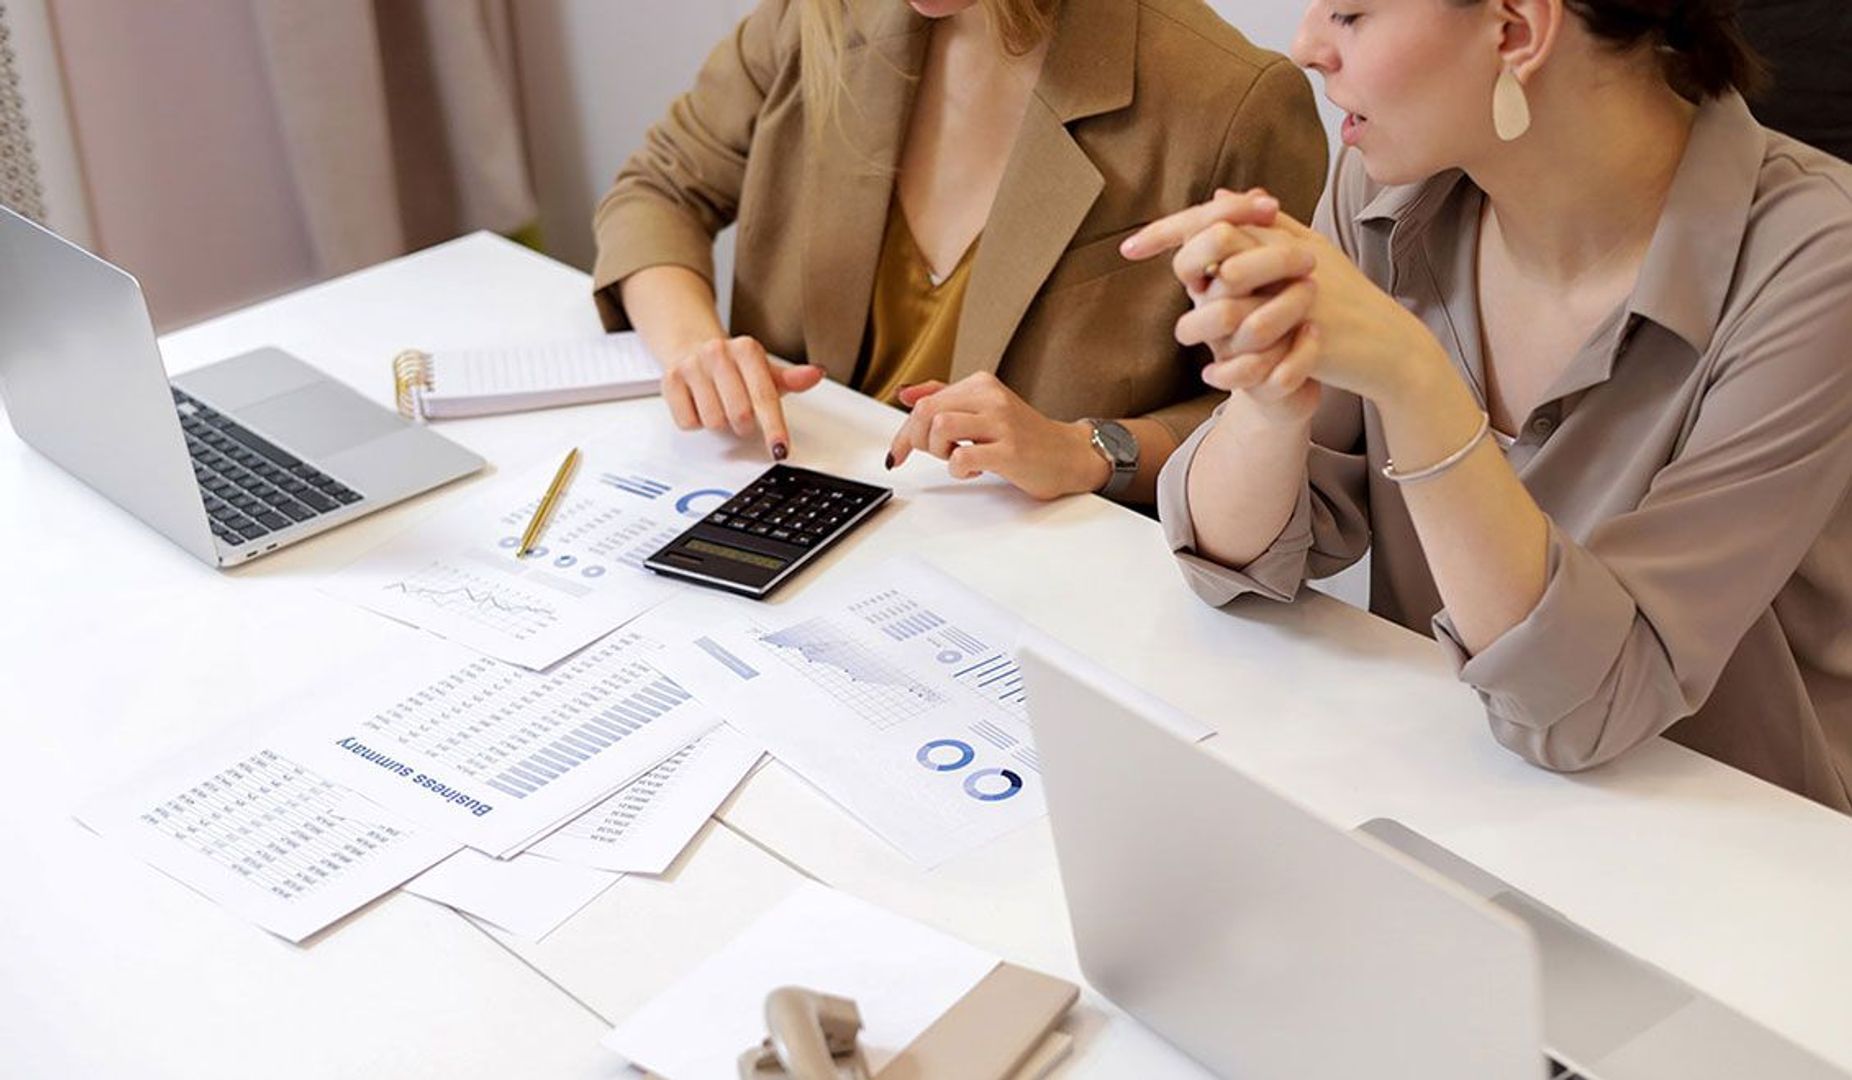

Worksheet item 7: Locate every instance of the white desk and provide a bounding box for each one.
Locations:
[7,233,1852,1077]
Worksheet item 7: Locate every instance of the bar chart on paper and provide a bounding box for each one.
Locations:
[850,589,1027,718]
[651,558,1050,866]
[287,630,721,856]
[529,724,764,874]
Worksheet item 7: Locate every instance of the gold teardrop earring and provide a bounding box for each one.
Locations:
[1493,65,1531,141]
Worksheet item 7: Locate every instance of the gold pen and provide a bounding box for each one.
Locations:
[517,447,580,557]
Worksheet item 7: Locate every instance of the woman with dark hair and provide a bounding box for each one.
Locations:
[592,0,1328,504]
[1124,0,1852,808]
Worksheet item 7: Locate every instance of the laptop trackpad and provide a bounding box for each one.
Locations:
[235,380,408,460]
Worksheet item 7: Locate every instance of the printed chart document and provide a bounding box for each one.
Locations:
[649,558,1052,866]
[403,849,620,941]
[325,443,756,669]
[75,724,458,943]
[281,629,721,857]
[604,881,997,1080]
[529,724,762,875]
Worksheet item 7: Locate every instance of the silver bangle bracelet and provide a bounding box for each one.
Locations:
[1380,411,1491,484]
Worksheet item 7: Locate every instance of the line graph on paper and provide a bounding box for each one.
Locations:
[760,616,944,730]
[381,562,561,641]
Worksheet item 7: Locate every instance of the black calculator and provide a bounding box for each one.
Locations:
[643,464,892,598]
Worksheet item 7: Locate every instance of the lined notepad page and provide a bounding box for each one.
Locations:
[421,333,662,418]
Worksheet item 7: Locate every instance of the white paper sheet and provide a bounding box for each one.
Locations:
[75,725,458,943]
[529,724,762,875]
[325,440,758,669]
[402,849,621,941]
[603,881,997,1080]
[278,628,721,857]
[647,558,1057,867]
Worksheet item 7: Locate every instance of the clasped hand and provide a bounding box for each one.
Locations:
[1120,188,1445,421]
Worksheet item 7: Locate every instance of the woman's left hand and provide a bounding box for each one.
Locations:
[1133,199,1450,410]
[1214,217,1448,408]
[884,372,1108,500]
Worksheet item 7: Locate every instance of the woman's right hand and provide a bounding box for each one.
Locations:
[660,335,826,460]
[1122,188,1321,425]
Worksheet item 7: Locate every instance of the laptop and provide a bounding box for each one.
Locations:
[1020,641,1844,1080]
[0,206,483,566]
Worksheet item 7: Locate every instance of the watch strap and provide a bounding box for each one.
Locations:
[1086,419,1138,499]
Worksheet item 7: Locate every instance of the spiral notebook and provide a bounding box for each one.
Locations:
[393,332,662,421]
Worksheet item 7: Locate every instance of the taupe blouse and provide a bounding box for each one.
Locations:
[1158,92,1852,811]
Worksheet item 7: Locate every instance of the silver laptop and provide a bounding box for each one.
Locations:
[1021,641,1843,1080]
[0,206,483,566]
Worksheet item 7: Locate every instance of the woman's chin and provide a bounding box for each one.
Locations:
[906,0,979,17]
[1355,151,1436,189]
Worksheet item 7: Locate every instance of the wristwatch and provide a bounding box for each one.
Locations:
[1085,419,1139,499]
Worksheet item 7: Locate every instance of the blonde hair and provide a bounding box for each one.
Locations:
[799,0,1058,142]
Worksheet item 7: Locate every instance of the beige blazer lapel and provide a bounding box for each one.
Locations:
[802,5,928,383]
[949,0,1135,383]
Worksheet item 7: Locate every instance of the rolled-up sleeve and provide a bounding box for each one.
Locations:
[1157,391,1373,606]
[590,0,792,330]
[1432,223,1852,771]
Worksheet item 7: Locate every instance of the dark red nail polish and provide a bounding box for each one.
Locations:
[772,441,788,461]
[884,452,895,470]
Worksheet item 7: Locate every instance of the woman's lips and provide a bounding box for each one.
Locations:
[1341,112,1369,146]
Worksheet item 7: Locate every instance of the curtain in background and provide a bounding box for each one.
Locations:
[0,0,49,223]
[48,0,539,327]
[251,0,538,275]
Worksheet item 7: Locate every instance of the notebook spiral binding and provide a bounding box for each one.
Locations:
[392,349,433,422]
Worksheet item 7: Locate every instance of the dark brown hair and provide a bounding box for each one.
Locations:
[1460,0,1768,100]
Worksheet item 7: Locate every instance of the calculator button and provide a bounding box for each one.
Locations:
[770,528,793,541]
[792,534,815,547]
[709,512,730,525]
[749,523,772,536]
[727,519,751,531]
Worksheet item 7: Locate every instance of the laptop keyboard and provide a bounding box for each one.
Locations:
[172,388,362,547]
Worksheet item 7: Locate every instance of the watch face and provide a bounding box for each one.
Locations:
[1094,421,1138,467]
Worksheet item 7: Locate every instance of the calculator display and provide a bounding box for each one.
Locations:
[684,537,787,571]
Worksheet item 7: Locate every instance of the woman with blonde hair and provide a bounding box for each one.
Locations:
[1127,0,1852,808]
[594,0,1327,504]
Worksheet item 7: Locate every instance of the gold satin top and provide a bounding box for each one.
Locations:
[853,198,979,404]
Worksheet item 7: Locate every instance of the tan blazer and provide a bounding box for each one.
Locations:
[592,0,1328,442]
